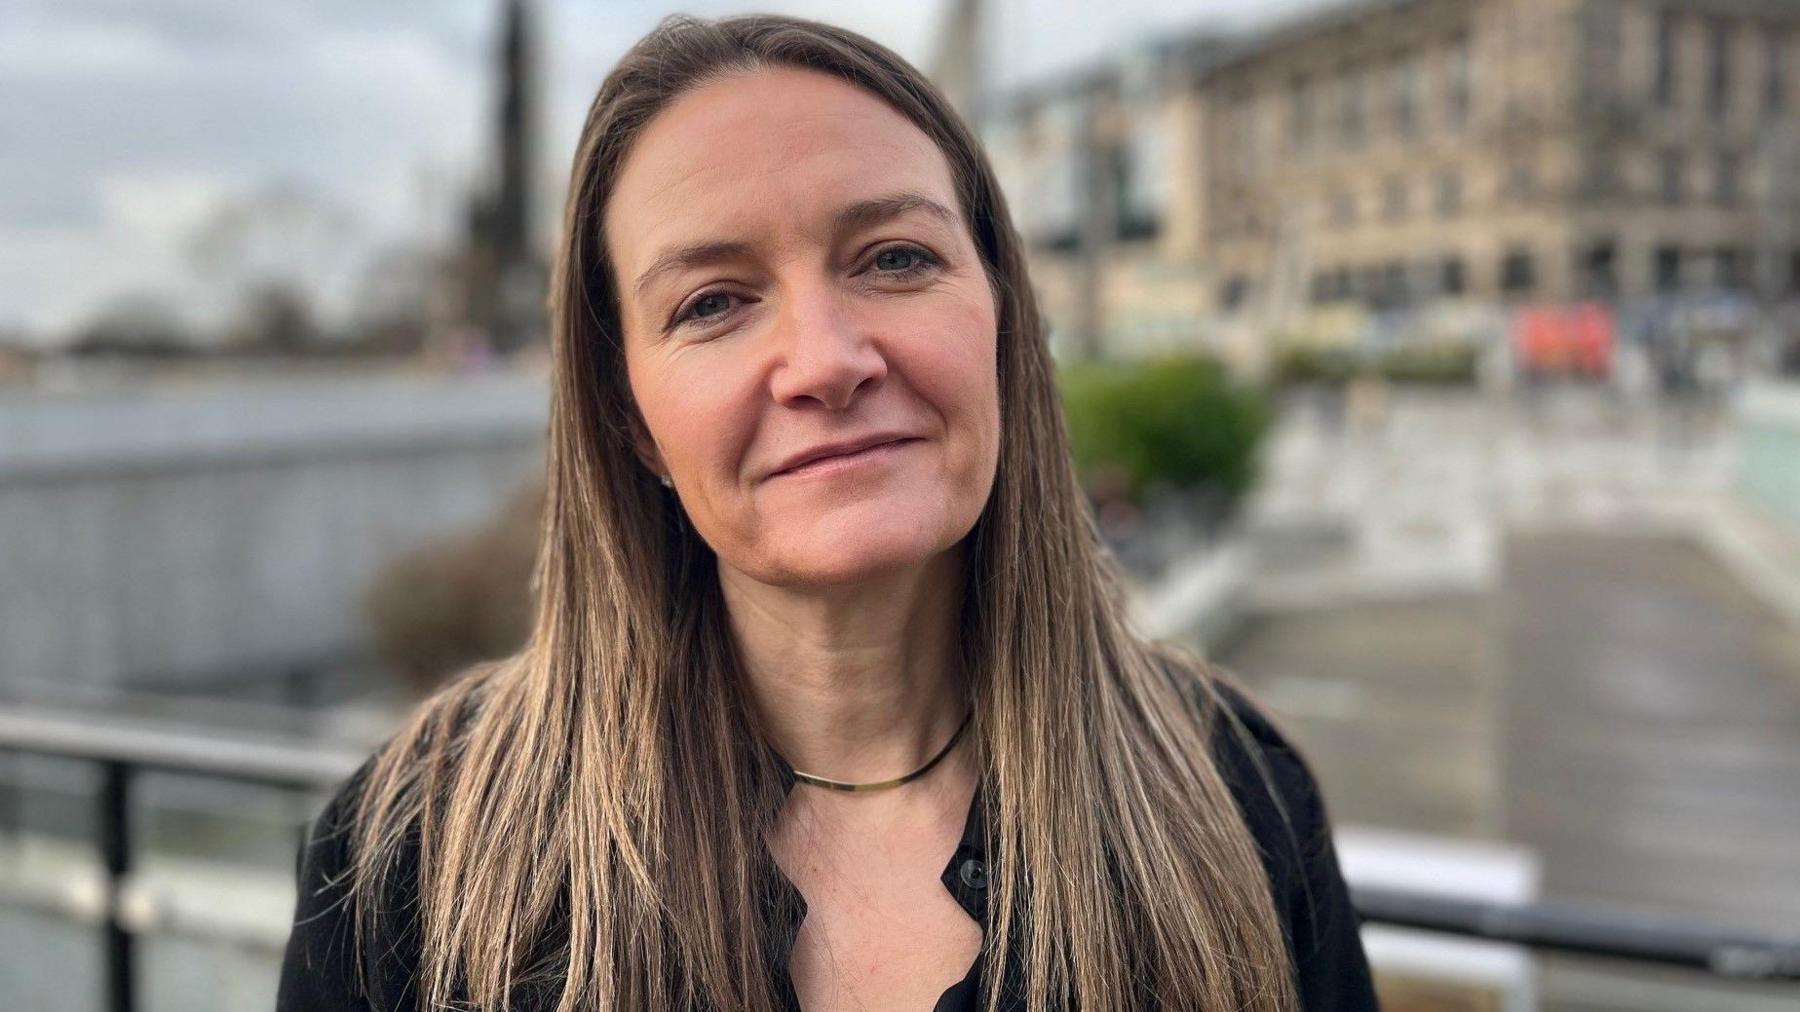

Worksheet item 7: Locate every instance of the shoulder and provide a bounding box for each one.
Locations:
[1203,674,1321,841]
[278,751,425,1012]
[278,670,510,1010]
[1152,652,1322,848]
[1162,654,1383,1010]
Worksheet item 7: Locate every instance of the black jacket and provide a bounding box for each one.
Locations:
[278,679,1379,1011]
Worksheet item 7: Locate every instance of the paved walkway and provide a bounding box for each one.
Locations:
[1500,532,1800,934]
[1244,386,1738,607]
[1217,386,1800,1011]
[1501,531,1800,1012]
[1218,594,1503,839]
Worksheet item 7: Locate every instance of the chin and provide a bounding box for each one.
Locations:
[758,504,969,588]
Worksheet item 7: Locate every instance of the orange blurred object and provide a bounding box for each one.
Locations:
[1513,302,1615,380]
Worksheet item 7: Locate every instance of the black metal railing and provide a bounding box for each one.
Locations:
[1352,885,1800,981]
[2,702,1798,1012]
[0,703,362,1012]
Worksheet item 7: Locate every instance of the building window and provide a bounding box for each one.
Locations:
[1311,269,1355,305]
[1441,256,1467,295]
[1659,150,1686,205]
[1715,247,1749,290]
[1221,276,1251,309]
[1372,260,1410,309]
[1715,150,1740,205]
[1501,249,1536,294]
[1435,171,1463,216]
[1356,265,1385,302]
[1393,57,1420,138]
[1707,18,1731,117]
[1114,130,1164,243]
[1768,33,1788,116]
[1331,189,1358,228]
[1291,75,1313,150]
[1791,249,1800,295]
[1654,10,1678,108]
[1313,269,1339,302]
[1446,35,1472,128]
[1505,160,1537,202]
[1581,0,1624,87]
[1384,175,1409,221]
[1655,245,1684,293]
[1340,70,1366,147]
[1585,154,1622,199]
[1582,241,1618,297]
[1231,97,1256,176]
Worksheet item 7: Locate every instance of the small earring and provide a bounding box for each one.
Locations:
[659,474,673,488]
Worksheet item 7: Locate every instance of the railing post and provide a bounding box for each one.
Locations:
[98,759,134,1012]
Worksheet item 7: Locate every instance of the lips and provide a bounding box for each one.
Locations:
[768,433,920,478]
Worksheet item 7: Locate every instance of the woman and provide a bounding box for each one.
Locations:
[278,13,1378,1012]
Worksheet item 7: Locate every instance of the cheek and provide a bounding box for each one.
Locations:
[902,301,1000,457]
[945,303,1001,424]
[632,352,757,477]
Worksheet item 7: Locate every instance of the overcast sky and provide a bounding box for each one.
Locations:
[0,0,1333,343]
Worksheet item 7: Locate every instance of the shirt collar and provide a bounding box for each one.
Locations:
[960,776,991,857]
[757,767,1000,1010]
[941,775,993,920]
[763,767,995,931]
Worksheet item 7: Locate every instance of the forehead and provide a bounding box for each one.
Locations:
[604,66,961,272]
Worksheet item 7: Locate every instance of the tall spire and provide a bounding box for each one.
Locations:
[929,0,986,122]
[493,0,534,267]
[459,0,545,358]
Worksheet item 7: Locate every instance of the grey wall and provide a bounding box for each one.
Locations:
[1740,381,1800,537]
[0,368,547,697]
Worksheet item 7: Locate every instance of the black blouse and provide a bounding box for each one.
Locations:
[278,680,1379,1011]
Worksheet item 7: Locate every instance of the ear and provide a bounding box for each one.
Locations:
[625,409,667,479]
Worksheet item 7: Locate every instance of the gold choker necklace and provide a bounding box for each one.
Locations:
[786,709,974,792]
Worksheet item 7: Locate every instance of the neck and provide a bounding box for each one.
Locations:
[721,543,970,786]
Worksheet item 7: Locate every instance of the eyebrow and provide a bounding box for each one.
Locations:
[629,191,958,299]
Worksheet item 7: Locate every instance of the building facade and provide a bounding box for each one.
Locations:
[983,43,1223,360]
[983,0,1800,361]
[1183,0,1800,314]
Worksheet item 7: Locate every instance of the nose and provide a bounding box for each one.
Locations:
[767,278,887,411]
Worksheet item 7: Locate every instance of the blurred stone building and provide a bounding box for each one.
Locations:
[982,0,1800,363]
[983,38,1230,361]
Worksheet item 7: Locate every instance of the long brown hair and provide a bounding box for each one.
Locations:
[344,13,1299,1012]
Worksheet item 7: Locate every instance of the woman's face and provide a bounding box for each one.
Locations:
[606,66,1001,589]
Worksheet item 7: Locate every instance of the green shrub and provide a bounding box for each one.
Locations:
[1273,342,1478,387]
[1058,354,1271,504]
[1272,345,1359,386]
[1378,344,1478,385]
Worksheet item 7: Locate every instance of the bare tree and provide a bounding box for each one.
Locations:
[185,180,358,349]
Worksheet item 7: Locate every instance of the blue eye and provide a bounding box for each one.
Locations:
[870,245,937,277]
[875,247,921,271]
[690,292,731,319]
[671,289,737,330]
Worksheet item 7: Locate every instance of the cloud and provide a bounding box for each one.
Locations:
[0,0,1337,341]
[96,171,237,237]
[0,223,194,344]
[0,0,488,335]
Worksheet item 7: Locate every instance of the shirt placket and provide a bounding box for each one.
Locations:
[763,766,999,1009]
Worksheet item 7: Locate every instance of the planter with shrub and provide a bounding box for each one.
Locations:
[1058,354,1271,581]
